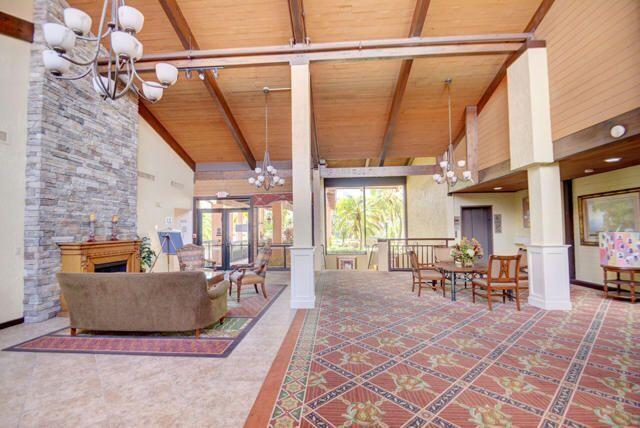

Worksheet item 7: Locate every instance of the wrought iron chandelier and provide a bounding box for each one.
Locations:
[41,1,178,102]
[248,87,286,191]
[433,79,473,186]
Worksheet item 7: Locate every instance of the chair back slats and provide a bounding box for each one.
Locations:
[255,246,273,276]
[176,244,206,271]
[488,254,521,283]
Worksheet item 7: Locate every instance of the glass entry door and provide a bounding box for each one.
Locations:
[196,199,252,270]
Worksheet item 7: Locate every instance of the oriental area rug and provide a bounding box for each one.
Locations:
[5,283,286,358]
[252,271,639,428]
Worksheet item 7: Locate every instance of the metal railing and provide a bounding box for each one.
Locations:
[256,242,292,270]
[388,238,454,271]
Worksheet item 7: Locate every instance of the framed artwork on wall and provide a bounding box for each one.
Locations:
[578,187,640,246]
[337,256,357,270]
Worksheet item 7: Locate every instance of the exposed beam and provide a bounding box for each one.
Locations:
[139,102,195,171]
[465,106,479,183]
[0,11,34,43]
[525,0,556,33]
[157,0,257,170]
[133,33,531,71]
[319,165,436,178]
[377,0,430,167]
[287,0,307,43]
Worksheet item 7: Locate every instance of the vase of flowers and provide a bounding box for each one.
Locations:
[450,237,483,267]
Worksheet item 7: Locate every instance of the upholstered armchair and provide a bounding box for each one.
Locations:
[176,243,215,272]
[408,250,446,297]
[229,246,272,302]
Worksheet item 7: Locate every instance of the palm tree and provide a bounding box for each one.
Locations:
[332,193,364,251]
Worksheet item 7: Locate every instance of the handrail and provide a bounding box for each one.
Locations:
[388,238,454,271]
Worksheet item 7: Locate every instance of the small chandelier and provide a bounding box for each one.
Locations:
[41,1,178,102]
[433,78,472,186]
[248,87,286,191]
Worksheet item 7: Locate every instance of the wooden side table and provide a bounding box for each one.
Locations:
[602,265,639,303]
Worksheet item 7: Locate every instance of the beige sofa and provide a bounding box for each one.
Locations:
[57,271,229,338]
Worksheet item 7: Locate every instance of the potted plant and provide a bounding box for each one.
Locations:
[450,237,483,267]
[138,236,156,272]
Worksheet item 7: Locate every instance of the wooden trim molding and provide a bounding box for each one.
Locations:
[525,0,556,33]
[320,165,436,178]
[0,317,24,330]
[158,0,257,170]
[138,102,196,171]
[0,11,34,43]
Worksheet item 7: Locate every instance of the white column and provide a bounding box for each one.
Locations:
[507,47,571,310]
[290,59,316,309]
[377,239,389,272]
[312,168,325,271]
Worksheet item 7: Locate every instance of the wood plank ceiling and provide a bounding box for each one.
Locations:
[68,0,544,167]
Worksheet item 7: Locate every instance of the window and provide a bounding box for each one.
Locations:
[255,201,294,246]
[325,182,405,253]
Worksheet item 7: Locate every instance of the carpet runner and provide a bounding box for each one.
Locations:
[5,282,286,358]
[265,271,640,427]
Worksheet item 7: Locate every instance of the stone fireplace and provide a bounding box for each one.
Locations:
[24,0,138,322]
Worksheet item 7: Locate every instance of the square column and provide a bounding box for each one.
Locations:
[312,168,325,271]
[290,60,315,309]
[507,47,571,310]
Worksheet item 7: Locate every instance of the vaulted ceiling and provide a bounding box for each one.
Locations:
[69,0,544,167]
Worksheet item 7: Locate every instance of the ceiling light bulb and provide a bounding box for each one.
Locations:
[462,170,472,181]
[610,125,626,138]
[42,50,70,76]
[457,160,466,168]
[248,177,255,184]
[493,186,503,190]
[198,71,205,80]
[279,178,285,185]
[450,176,458,183]
[258,175,265,182]
[63,8,92,36]
[156,63,178,86]
[446,170,455,178]
[267,165,274,173]
[43,23,76,54]
[433,173,442,182]
[604,157,622,163]
[118,6,144,33]
[255,167,262,174]
[439,161,448,169]
[142,82,163,102]
[92,75,114,97]
[111,31,138,58]
[584,168,594,173]
[273,176,280,183]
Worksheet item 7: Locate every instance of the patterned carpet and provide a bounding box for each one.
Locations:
[5,282,286,358]
[268,271,640,427]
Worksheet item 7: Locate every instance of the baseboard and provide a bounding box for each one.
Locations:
[0,317,24,330]
[572,280,603,290]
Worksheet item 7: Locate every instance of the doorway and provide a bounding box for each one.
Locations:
[196,199,252,270]
[461,206,494,258]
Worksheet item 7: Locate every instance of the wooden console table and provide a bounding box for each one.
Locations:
[601,265,639,304]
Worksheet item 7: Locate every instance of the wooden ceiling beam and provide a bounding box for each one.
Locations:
[287,0,307,44]
[320,164,436,178]
[158,0,257,170]
[139,102,196,171]
[377,0,430,166]
[0,11,34,43]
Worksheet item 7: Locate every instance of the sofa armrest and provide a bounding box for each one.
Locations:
[208,280,230,300]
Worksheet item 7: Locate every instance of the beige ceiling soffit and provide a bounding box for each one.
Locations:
[320,165,436,178]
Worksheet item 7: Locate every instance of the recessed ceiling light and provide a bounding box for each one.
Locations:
[493,186,503,190]
[610,125,626,138]
[584,168,594,173]
[604,157,622,163]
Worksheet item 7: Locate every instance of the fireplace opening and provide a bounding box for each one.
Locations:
[94,261,127,273]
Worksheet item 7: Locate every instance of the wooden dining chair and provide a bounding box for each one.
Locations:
[471,254,522,311]
[433,246,453,263]
[408,250,446,297]
[517,248,529,290]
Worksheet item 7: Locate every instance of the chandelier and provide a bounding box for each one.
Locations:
[433,79,472,186]
[248,87,286,191]
[41,1,178,102]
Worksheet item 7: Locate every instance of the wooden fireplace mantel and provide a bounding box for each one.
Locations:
[57,240,141,311]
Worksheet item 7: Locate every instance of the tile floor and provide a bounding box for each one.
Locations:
[0,272,295,428]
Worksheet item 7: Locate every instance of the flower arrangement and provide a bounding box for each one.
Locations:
[450,237,483,267]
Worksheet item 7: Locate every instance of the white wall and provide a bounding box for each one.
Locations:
[572,165,640,285]
[0,1,32,323]
[137,118,195,272]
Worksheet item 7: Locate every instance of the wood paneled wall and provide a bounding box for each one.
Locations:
[537,0,640,140]
[477,77,510,170]
[195,179,292,197]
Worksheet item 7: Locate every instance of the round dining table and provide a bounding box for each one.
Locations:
[434,261,488,301]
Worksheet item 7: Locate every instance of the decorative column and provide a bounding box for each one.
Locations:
[312,168,325,271]
[290,59,315,308]
[507,46,571,310]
